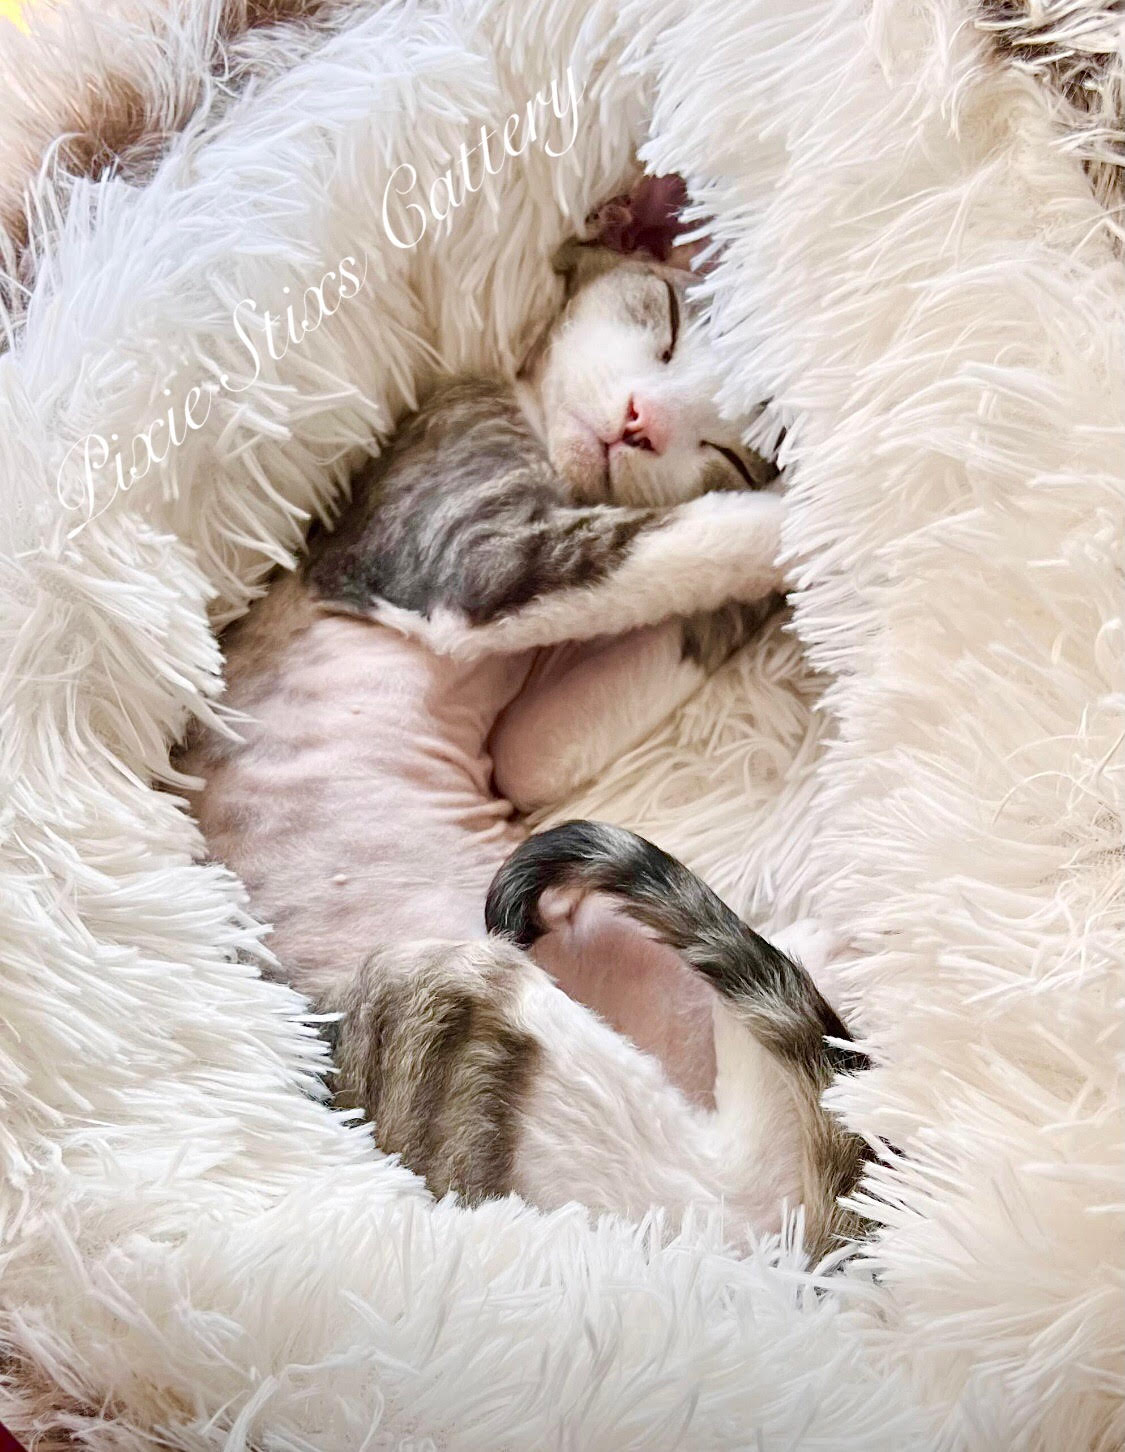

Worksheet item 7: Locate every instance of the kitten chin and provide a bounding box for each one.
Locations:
[513,377,605,503]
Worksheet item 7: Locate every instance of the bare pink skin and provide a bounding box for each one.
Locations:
[182,575,716,1105]
[535,902,716,1108]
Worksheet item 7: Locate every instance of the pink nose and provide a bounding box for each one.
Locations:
[619,395,668,455]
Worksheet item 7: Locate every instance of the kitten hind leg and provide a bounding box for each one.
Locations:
[485,822,870,1257]
[326,938,540,1204]
[324,936,781,1233]
[491,601,776,812]
[527,889,818,1228]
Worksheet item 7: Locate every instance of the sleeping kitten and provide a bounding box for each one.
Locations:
[336,244,783,663]
[178,247,867,1256]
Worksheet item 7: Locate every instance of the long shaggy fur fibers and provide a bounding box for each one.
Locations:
[0,0,1122,1448]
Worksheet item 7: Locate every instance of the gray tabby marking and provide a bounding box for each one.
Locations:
[306,379,653,624]
[978,1,1125,226]
[680,599,781,673]
[327,940,540,1203]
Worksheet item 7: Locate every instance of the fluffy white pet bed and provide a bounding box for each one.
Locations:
[1,1,1122,1447]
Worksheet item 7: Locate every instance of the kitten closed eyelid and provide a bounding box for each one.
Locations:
[661,280,679,363]
[703,442,757,488]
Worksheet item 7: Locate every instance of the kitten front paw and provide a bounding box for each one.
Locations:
[680,488,788,593]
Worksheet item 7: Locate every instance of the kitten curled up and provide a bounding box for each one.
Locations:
[178,244,869,1257]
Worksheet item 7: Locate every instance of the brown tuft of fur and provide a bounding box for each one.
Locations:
[0,0,342,338]
[978,1,1125,229]
[56,76,164,188]
[222,0,332,33]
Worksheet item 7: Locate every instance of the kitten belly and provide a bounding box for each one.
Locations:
[184,578,719,1106]
[182,585,533,1000]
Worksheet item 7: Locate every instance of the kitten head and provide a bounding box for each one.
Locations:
[522,245,773,507]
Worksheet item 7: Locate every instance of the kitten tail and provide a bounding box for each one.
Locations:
[485,819,871,1257]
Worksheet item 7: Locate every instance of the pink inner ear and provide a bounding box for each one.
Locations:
[587,173,703,265]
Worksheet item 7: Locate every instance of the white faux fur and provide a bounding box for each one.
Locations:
[0,0,1122,1448]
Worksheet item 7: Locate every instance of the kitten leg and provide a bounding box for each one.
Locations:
[486,822,871,1258]
[306,379,786,659]
[324,936,792,1233]
[351,490,788,660]
[490,602,775,812]
[325,939,540,1204]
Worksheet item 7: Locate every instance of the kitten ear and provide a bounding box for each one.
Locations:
[554,169,701,291]
[586,173,690,260]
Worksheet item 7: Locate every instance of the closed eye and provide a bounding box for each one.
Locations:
[661,280,680,363]
[704,443,758,488]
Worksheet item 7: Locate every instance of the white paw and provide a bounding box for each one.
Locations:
[681,488,785,522]
[680,490,788,593]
